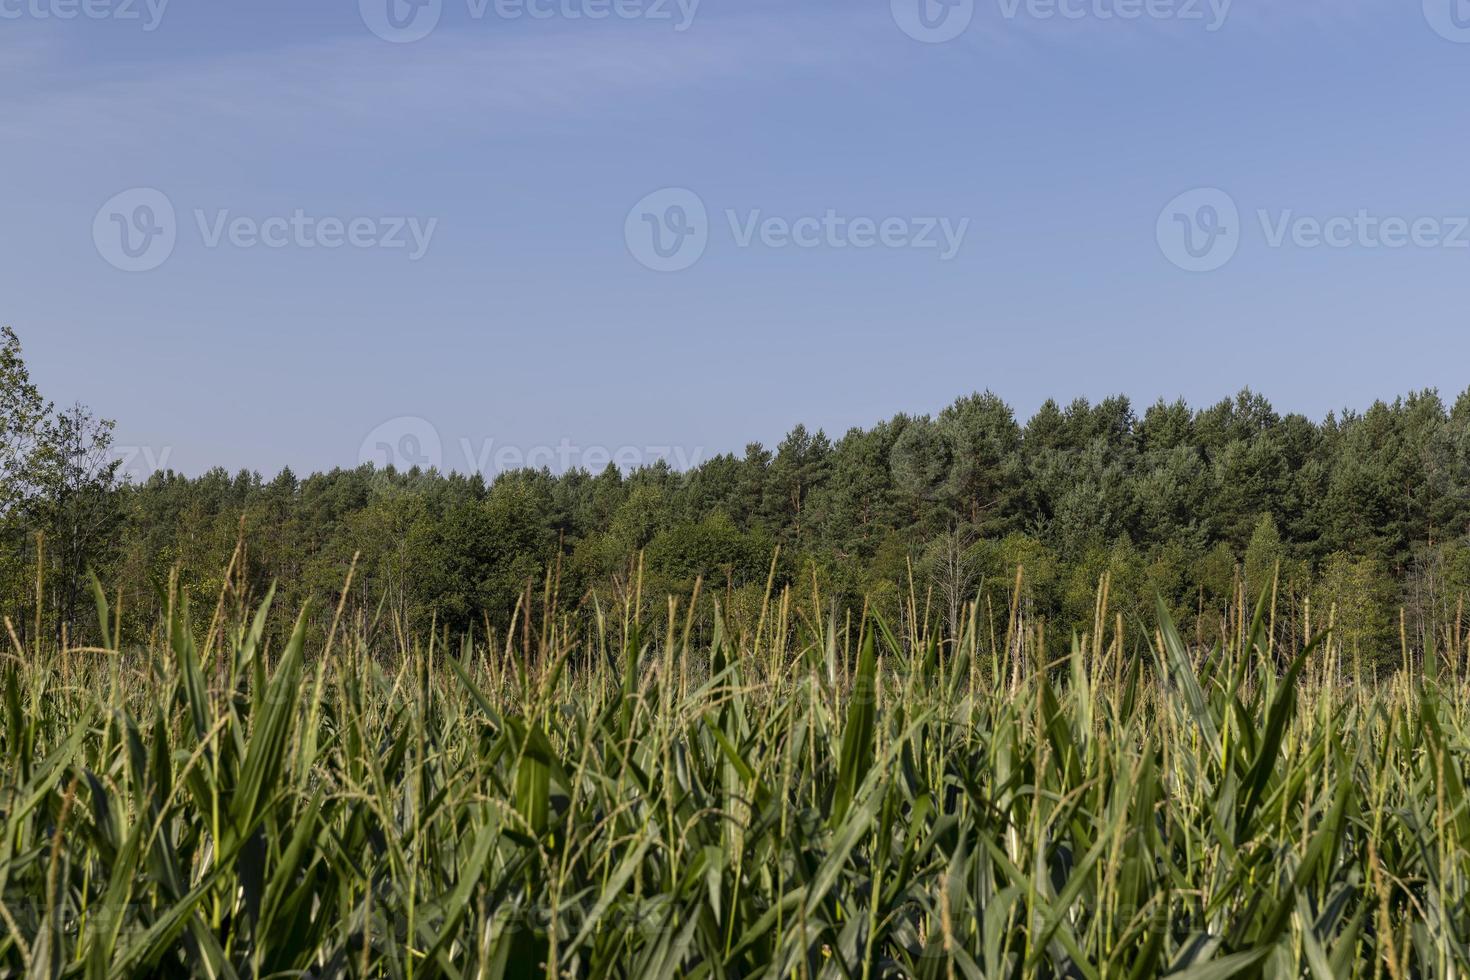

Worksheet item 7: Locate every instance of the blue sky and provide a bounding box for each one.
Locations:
[4,0,1470,479]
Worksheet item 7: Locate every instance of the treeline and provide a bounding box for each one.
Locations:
[0,328,121,647]
[3,327,1470,668]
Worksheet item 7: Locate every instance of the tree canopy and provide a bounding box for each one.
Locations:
[2,328,1468,671]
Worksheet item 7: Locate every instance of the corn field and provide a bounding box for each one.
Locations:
[3,568,1470,978]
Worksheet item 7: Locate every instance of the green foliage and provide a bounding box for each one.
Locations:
[1312,551,1397,673]
[2,580,1468,975]
[2,327,1470,671]
[645,512,773,592]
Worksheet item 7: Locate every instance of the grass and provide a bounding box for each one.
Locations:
[2,562,1469,978]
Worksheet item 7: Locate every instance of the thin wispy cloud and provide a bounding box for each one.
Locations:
[0,10,864,149]
[942,0,1405,55]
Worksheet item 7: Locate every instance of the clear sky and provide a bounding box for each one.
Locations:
[5,0,1469,480]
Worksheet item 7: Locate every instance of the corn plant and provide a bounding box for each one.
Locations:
[0,572,1468,978]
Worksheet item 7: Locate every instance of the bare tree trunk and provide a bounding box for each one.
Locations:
[931,526,980,647]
